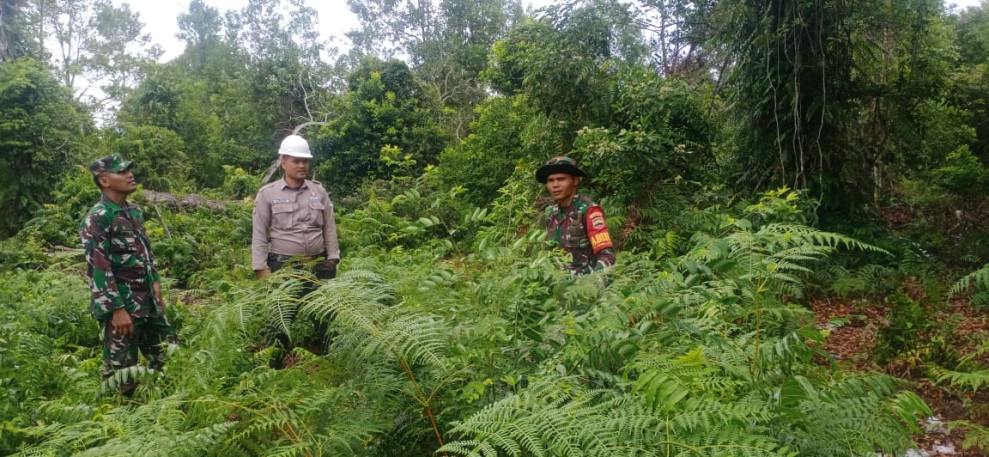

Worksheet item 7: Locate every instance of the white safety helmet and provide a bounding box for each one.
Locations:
[278,135,313,158]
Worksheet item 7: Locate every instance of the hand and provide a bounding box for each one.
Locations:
[315,259,338,280]
[256,269,271,279]
[153,282,166,314]
[111,307,134,337]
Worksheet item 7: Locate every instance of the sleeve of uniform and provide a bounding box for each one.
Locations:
[81,212,125,318]
[322,189,341,262]
[584,205,615,271]
[251,187,272,271]
[135,204,161,283]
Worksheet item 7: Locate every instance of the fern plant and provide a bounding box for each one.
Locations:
[950,263,989,307]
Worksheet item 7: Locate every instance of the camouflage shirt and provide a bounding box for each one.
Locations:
[545,195,616,275]
[80,195,161,320]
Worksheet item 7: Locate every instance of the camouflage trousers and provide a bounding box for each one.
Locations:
[100,314,178,394]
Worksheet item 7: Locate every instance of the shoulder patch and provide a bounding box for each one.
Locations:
[585,206,613,254]
[589,212,605,229]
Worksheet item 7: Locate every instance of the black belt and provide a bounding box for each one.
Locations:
[267,251,327,263]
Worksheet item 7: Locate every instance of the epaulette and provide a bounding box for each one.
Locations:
[258,180,279,191]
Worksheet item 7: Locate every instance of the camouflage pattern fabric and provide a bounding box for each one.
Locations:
[545,194,616,275]
[80,195,161,320]
[89,152,132,175]
[82,194,177,386]
[101,316,178,391]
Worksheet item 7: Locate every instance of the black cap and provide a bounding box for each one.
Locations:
[535,156,587,183]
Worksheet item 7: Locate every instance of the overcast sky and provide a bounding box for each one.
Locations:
[113,0,557,62]
[118,0,987,62]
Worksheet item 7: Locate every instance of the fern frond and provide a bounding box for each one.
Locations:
[758,224,889,255]
[950,263,989,299]
[936,367,989,391]
[302,270,447,368]
[439,439,500,457]
[100,365,163,394]
[443,377,620,456]
[948,420,989,452]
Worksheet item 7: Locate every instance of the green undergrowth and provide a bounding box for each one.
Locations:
[0,187,948,456]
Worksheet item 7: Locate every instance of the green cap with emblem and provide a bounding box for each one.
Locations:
[89,153,133,176]
[535,156,587,183]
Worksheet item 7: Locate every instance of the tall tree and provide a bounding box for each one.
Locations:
[315,57,447,196]
[224,0,336,137]
[119,0,343,186]
[852,0,961,202]
[0,58,90,237]
[714,0,857,214]
[635,0,719,78]
[0,0,34,60]
[485,0,648,148]
[176,0,223,71]
[30,0,158,115]
[347,0,522,138]
[714,0,959,216]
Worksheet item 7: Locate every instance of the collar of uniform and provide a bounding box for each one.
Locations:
[280,177,310,191]
[556,194,581,212]
[100,193,126,211]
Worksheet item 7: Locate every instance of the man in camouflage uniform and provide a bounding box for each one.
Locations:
[80,153,177,395]
[536,156,616,274]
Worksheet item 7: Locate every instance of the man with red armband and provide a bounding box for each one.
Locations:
[535,156,616,274]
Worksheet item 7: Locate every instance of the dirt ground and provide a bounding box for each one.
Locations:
[809,295,989,457]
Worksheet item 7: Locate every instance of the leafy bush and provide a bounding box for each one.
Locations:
[930,146,989,196]
[217,165,261,200]
[145,204,254,288]
[14,168,101,248]
[2,186,937,456]
[111,125,192,192]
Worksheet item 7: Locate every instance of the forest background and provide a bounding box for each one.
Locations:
[2,0,989,455]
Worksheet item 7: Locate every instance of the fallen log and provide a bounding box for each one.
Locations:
[138,190,229,212]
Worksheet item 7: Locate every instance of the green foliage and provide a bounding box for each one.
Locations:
[145,203,254,288]
[29,0,157,111]
[2,185,937,456]
[951,263,989,307]
[112,125,191,192]
[485,0,647,147]
[347,0,520,136]
[436,95,538,207]
[890,176,989,268]
[574,67,717,208]
[930,145,989,196]
[874,293,935,365]
[218,166,262,200]
[315,57,448,197]
[338,171,483,254]
[714,0,962,218]
[8,0,989,454]
[118,0,336,188]
[0,58,90,238]
[0,270,98,454]
[17,168,103,248]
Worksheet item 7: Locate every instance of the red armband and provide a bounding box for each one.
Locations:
[585,206,613,254]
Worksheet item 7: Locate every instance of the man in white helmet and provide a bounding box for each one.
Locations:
[251,135,340,280]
